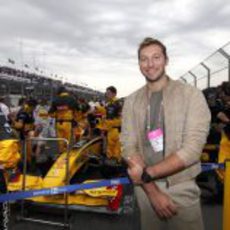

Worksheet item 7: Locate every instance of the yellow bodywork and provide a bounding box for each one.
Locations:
[217,133,230,183]
[8,137,118,206]
[8,174,43,191]
[0,139,21,169]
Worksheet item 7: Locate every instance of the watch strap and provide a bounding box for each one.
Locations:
[141,167,154,183]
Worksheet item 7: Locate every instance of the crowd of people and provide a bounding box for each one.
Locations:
[1,85,123,159]
[0,83,122,229]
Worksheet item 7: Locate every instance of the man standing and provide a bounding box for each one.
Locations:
[49,86,78,152]
[121,37,211,230]
[97,86,122,163]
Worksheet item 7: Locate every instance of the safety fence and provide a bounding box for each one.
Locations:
[180,42,230,89]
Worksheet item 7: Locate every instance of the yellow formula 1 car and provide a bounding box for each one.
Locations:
[7,136,133,214]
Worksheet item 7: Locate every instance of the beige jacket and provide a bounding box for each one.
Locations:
[121,79,211,186]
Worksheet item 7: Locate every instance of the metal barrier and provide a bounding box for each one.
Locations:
[19,137,70,229]
[180,41,230,89]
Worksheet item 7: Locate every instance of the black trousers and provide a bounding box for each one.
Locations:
[0,169,9,230]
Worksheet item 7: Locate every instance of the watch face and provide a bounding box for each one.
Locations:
[142,171,152,183]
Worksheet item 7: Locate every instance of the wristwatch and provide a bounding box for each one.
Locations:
[141,168,154,183]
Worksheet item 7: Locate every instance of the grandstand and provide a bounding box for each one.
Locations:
[0,65,103,106]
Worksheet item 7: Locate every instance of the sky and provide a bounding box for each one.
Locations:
[0,0,229,97]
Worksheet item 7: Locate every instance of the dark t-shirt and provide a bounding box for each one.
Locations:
[106,100,122,120]
[49,94,78,113]
[144,91,164,167]
[16,110,34,140]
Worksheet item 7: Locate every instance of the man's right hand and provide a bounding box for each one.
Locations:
[144,183,178,219]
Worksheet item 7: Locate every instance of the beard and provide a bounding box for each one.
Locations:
[144,69,165,83]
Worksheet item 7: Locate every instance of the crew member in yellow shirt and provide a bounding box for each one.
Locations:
[98,86,122,162]
[49,87,78,152]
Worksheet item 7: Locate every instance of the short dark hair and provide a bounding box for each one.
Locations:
[138,37,168,60]
[106,86,117,95]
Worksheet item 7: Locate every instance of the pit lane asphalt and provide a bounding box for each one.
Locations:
[9,201,222,230]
